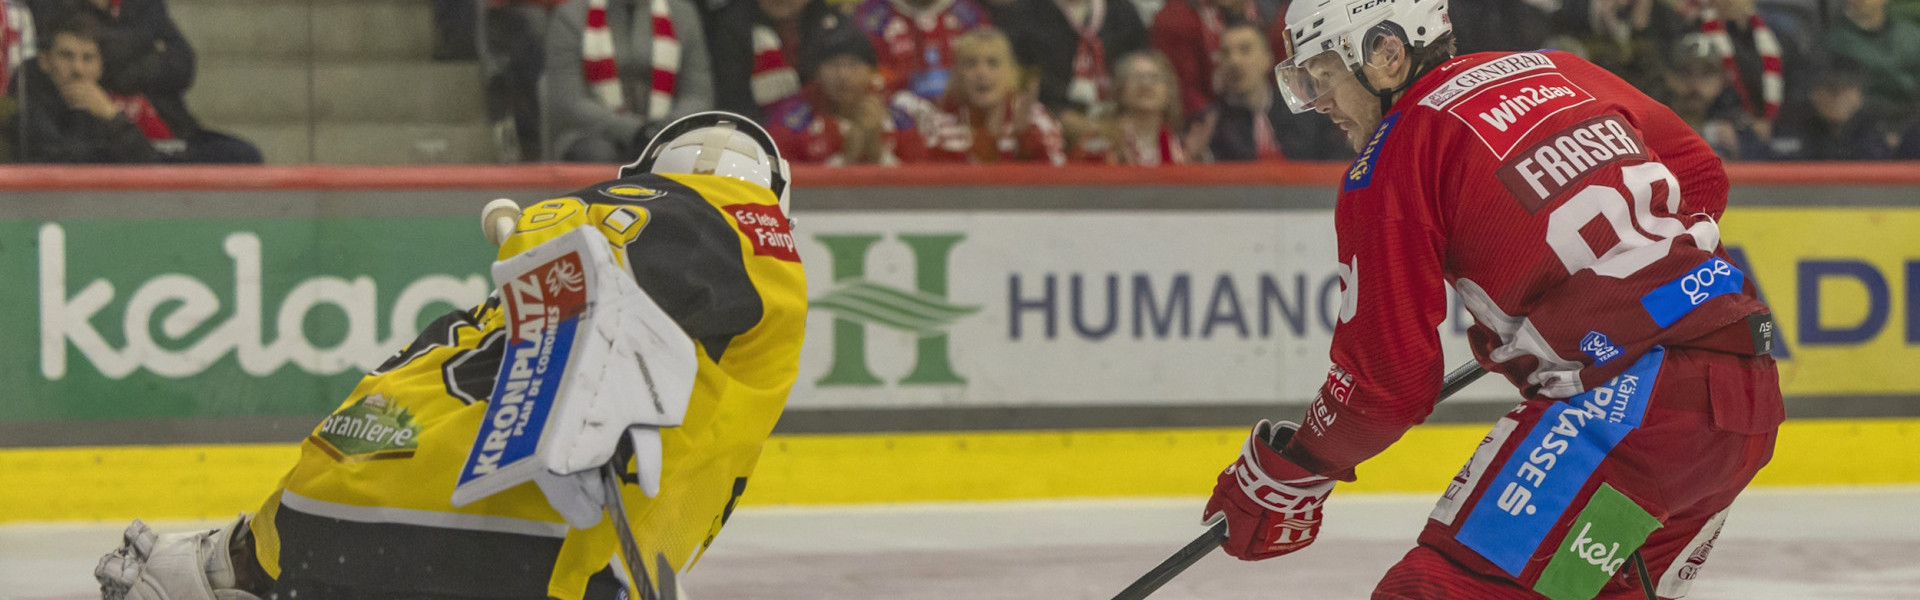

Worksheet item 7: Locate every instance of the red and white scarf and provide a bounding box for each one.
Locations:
[1118,120,1184,166]
[1250,112,1281,160]
[1,0,34,89]
[1057,0,1109,109]
[750,24,801,110]
[583,0,680,120]
[1699,10,1781,120]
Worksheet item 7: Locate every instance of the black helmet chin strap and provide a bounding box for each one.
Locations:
[1351,62,1412,119]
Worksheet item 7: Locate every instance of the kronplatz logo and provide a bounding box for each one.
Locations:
[809,233,980,387]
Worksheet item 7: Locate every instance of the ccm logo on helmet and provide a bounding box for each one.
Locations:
[1350,0,1390,15]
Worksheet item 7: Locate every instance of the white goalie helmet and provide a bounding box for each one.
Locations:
[620,111,794,217]
[1274,0,1452,113]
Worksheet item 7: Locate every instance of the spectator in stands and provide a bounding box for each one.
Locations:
[1072,50,1182,164]
[1449,0,1556,54]
[1662,33,1762,159]
[1770,58,1890,160]
[545,0,712,162]
[9,13,159,162]
[1824,0,1920,129]
[483,0,562,162]
[30,0,259,162]
[1149,0,1282,116]
[1692,0,1812,131]
[766,15,927,164]
[925,27,1065,163]
[1185,23,1346,161]
[995,0,1148,145]
[707,0,835,122]
[1551,0,1683,97]
[852,0,992,104]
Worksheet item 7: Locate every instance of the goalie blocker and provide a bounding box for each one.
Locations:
[449,225,699,529]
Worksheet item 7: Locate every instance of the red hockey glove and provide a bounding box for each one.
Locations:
[1203,420,1336,561]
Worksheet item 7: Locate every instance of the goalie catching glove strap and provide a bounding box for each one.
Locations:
[96,514,261,600]
[1203,420,1336,561]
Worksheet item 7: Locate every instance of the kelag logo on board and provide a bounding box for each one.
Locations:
[35,222,489,381]
[808,233,981,387]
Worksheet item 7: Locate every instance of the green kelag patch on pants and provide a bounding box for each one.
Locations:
[1534,484,1662,600]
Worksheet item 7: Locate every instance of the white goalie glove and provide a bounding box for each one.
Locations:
[95,515,260,600]
[451,224,699,530]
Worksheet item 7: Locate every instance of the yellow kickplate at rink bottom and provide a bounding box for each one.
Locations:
[2,419,1917,522]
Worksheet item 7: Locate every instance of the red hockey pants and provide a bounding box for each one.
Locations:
[1375,347,1780,600]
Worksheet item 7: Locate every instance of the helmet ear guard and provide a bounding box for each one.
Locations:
[1360,21,1409,69]
[1351,21,1421,115]
[620,111,794,217]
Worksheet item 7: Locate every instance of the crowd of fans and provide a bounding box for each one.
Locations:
[471,0,1920,164]
[2,0,1917,164]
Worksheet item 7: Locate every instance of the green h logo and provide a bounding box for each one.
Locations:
[811,233,980,386]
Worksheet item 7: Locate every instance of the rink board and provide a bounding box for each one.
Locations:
[4,192,1917,427]
[2,164,1918,522]
[1,418,1916,522]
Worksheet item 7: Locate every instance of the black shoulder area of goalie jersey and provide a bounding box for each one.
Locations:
[575,174,765,363]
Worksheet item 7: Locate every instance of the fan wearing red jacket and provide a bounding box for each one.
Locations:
[852,0,993,103]
[1199,0,1783,598]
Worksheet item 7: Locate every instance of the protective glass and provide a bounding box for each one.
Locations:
[1273,50,1352,114]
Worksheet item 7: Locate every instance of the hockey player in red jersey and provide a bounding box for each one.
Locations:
[1199,0,1783,598]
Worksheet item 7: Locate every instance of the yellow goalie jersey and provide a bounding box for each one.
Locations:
[247,173,807,600]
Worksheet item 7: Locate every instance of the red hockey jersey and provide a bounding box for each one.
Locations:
[1279,51,1770,479]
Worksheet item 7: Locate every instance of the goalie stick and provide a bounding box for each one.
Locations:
[603,460,679,600]
[1111,361,1663,600]
[1111,361,1489,600]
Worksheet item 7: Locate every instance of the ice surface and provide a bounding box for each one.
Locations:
[6,487,1917,599]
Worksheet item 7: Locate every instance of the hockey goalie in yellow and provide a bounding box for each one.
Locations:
[94,113,807,600]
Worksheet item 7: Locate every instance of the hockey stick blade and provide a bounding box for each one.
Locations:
[1110,361,1489,600]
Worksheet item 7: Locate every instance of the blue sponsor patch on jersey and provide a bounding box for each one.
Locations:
[1641,257,1745,328]
[456,316,577,486]
[1454,347,1665,576]
[1344,112,1401,192]
[1580,331,1621,365]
